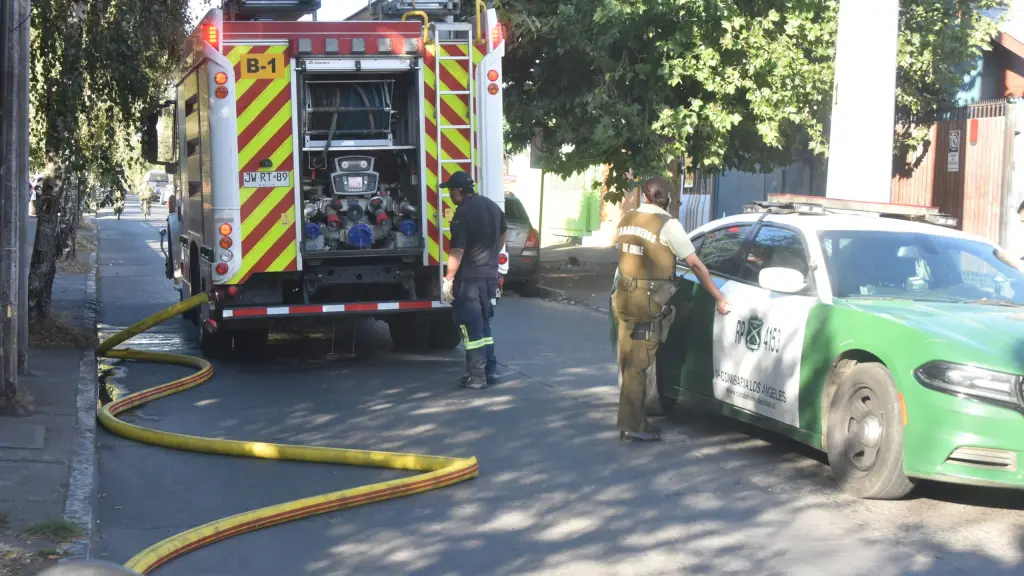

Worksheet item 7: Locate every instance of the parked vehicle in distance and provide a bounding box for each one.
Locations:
[611,194,1024,499]
[502,193,540,296]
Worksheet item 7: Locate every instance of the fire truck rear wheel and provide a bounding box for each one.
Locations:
[389,314,431,353]
[233,329,269,357]
[181,283,198,322]
[429,315,462,350]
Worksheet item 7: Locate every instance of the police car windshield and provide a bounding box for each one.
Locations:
[818,230,1024,305]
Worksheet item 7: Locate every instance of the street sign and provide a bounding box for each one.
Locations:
[948,130,960,172]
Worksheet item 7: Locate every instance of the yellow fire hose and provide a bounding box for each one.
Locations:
[96,292,479,574]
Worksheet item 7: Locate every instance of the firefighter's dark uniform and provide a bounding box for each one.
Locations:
[447,183,507,384]
[614,204,695,436]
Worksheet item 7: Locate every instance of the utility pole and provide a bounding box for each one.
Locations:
[0,0,20,401]
[16,0,29,375]
[825,0,901,203]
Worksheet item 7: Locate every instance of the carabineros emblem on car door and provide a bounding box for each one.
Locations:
[744,315,764,352]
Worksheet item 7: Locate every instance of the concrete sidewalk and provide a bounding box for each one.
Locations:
[535,243,618,313]
[0,217,99,574]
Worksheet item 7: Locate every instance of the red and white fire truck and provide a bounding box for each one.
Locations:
[145,0,508,356]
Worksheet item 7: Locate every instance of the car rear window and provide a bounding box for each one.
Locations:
[504,197,530,222]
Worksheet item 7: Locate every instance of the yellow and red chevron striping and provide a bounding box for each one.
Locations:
[226,44,299,284]
[423,41,487,266]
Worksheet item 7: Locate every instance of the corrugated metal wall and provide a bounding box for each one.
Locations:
[891,99,1012,244]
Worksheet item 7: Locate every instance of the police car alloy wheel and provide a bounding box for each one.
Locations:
[825,362,915,500]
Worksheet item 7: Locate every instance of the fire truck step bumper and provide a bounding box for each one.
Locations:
[221,300,448,319]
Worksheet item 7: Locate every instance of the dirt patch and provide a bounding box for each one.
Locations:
[0,543,63,576]
[29,313,97,349]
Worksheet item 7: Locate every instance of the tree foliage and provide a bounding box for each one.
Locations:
[497,0,1008,202]
[27,0,191,318]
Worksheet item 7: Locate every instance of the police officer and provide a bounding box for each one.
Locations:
[614,176,730,441]
[441,171,507,389]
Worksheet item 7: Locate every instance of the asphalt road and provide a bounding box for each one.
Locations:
[93,199,1024,575]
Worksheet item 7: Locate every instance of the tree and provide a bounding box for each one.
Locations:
[28,0,190,321]
[496,0,1007,202]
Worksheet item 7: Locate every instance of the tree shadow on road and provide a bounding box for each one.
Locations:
[93,301,1024,575]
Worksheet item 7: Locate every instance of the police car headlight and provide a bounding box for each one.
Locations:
[914,361,1024,410]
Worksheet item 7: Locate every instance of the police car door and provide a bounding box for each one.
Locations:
[711,222,816,428]
[667,223,754,403]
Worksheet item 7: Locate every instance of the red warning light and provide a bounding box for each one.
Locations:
[203,23,219,50]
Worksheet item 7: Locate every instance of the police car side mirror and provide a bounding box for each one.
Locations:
[759,267,806,294]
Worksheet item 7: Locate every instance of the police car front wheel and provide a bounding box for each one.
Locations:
[825,362,916,500]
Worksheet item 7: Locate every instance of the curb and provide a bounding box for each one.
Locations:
[536,283,610,316]
[62,220,99,561]
[536,284,567,301]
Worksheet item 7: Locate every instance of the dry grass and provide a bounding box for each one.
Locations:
[55,255,91,275]
[29,313,97,349]
[55,230,97,274]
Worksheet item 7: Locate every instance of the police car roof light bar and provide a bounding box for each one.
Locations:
[743,193,959,229]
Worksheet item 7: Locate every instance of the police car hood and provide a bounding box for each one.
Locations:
[841,298,1024,372]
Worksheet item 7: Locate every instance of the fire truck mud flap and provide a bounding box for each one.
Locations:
[96,292,479,574]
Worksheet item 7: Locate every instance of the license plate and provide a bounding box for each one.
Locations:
[243,171,291,188]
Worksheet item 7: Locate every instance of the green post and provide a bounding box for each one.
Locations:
[537,170,546,249]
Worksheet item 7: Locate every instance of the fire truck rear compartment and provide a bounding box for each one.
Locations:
[298,68,425,260]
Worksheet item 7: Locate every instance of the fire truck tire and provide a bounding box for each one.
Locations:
[389,314,431,352]
[429,315,462,350]
[96,291,478,573]
[233,329,269,357]
[181,284,198,322]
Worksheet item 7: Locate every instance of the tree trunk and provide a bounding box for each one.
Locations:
[28,173,64,322]
[56,173,80,259]
[668,156,683,219]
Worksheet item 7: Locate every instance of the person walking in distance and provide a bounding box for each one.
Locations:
[614,176,730,441]
[440,171,507,389]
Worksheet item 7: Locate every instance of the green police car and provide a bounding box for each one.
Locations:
[612,195,1024,499]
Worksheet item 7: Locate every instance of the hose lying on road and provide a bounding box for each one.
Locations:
[96,292,480,575]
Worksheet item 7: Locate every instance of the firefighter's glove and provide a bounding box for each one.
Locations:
[442,277,455,304]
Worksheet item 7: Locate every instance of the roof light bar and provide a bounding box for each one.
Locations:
[743,193,959,228]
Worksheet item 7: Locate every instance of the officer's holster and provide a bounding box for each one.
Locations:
[621,277,678,344]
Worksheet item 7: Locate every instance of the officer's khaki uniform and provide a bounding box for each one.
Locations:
[614,204,695,433]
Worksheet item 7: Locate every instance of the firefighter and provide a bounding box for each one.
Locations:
[613,176,729,441]
[440,171,507,389]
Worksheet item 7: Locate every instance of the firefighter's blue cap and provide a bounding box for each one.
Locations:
[439,171,474,192]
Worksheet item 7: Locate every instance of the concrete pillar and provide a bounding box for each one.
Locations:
[825,0,901,203]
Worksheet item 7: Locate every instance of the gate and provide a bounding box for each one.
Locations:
[891,99,1014,245]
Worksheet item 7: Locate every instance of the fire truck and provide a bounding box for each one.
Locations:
[145,0,508,356]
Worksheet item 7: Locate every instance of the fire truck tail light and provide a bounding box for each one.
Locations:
[215,86,228,99]
[487,69,499,82]
[491,22,504,50]
[219,236,232,249]
[219,250,233,262]
[214,72,228,85]
[203,23,219,51]
[219,223,232,236]
[498,253,508,265]
[215,262,229,275]
[487,83,499,95]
